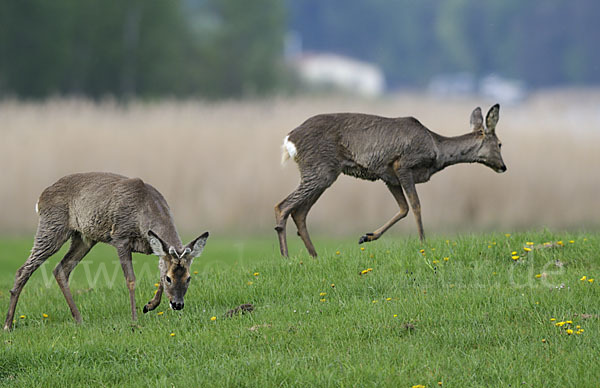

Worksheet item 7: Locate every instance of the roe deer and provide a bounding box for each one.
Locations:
[275,104,505,257]
[4,172,209,330]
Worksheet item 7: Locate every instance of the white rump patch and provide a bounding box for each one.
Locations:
[281,136,297,165]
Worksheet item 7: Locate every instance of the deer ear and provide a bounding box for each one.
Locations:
[470,107,484,132]
[485,104,500,133]
[148,230,168,257]
[185,231,209,258]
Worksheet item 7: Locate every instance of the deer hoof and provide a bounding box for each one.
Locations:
[358,233,375,244]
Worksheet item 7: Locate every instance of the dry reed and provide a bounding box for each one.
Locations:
[1,91,599,237]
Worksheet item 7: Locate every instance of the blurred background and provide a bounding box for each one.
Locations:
[1,0,599,237]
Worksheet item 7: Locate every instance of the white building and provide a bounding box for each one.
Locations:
[293,53,386,97]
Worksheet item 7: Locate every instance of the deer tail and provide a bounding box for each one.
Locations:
[281,135,297,165]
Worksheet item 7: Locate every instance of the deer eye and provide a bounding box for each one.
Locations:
[498,143,502,149]
[165,275,172,285]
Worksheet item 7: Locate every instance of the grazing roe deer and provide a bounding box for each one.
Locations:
[275,104,506,257]
[4,172,209,330]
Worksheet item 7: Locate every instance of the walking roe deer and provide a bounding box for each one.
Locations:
[4,172,209,330]
[275,104,506,257]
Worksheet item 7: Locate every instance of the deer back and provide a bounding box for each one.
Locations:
[37,172,181,252]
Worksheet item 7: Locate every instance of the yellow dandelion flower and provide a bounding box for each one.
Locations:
[566,329,573,335]
[154,283,160,287]
[331,283,335,288]
[576,325,581,329]
[550,318,556,321]
[580,276,587,281]
[193,271,199,275]
[579,329,584,333]
[438,382,443,386]
[336,251,340,255]
[360,247,365,251]
[443,257,449,261]
[320,299,326,302]
[487,245,492,248]
[569,240,575,244]
[247,281,253,285]
[535,274,542,278]
[557,240,564,246]
[367,268,373,272]
[583,238,588,242]
[319,292,327,297]
[505,233,511,237]
[19,315,25,319]
[42,313,48,318]
[588,278,594,283]
[555,321,566,327]
[566,320,573,324]
[210,316,216,321]
[412,385,426,388]
[372,300,378,304]
[541,338,546,343]
[445,240,450,244]
[361,270,368,275]
[432,260,439,264]
[576,330,583,335]
[253,272,259,276]
[511,251,517,255]
[386,297,392,301]
[170,333,175,337]
[511,255,520,260]
[492,242,497,245]
[157,311,164,316]
[524,247,531,252]
[393,314,398,318]
[526,241,534,245]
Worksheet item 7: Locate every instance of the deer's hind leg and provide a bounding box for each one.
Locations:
[4,219,71,330]
[53,233,95,324]
[359,183,409,244]
[275,170,338,257]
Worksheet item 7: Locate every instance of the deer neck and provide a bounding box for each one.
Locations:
[435,132,481,170]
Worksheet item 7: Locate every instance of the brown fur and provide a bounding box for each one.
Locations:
[4,172,208,330]
[275,105,505,257]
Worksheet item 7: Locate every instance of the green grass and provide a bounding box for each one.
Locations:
[0,231,598,387]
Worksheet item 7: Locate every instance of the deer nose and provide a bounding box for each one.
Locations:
[170,301,184,310]
[499,164,507,172]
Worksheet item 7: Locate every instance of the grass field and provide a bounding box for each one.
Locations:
[0,232,598,387]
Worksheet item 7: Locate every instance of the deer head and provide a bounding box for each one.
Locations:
[148,230,209,310]
[470,104,507,173]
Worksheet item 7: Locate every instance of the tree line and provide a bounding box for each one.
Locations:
[0,0,597,99]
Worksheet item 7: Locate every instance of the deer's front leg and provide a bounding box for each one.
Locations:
[359,183,409,244]
[398,173,425,242]
[143,282,163,313]
[117,247,137,321]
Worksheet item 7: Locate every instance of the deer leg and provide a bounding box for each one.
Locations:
[143,283,163,313]
[276,173,337,258]
[53,233,95,324]
[359,184,409,244]
[400,176,425,242]
[116,247,137,321]
[4,223,70,330]
[290,186,327,258]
